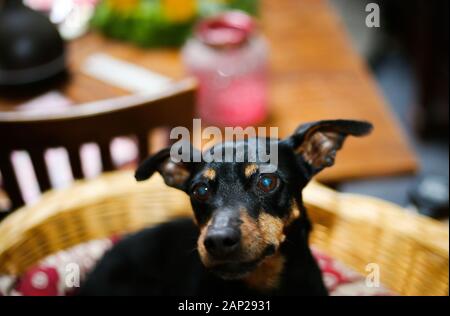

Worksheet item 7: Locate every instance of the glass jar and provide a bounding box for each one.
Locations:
[182,11,268,127]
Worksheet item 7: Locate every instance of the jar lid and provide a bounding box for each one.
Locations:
[195,11,255,48]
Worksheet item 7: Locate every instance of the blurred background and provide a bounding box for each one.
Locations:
[0,0,448,220]
[332,0,449,219]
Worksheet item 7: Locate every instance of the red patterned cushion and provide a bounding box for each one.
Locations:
[0,237,392,296]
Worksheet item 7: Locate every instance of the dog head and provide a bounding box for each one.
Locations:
[135,120,372,280]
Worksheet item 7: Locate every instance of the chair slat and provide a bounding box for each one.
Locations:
[67,146,84,179]
[28,149,52,193]
[0,154,24,210]
[99,141,114,172]
[137,132,150,161]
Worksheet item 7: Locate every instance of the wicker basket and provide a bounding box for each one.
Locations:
[0,171,448,296]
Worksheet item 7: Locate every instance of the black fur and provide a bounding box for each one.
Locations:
[79,120,373,296]
[79,217,327,295]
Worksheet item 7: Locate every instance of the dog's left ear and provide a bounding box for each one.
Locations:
[283,120,373,177]
[135,143,201,191]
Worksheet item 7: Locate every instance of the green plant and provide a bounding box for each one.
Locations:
[90,0,259,47]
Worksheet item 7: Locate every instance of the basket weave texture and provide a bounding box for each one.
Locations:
[0,171,447,296]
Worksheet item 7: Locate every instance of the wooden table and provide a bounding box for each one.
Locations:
[0,0,418,182]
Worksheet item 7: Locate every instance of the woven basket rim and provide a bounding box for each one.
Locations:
[0,171,448,295]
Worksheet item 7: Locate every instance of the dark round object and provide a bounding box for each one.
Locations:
[409,175,449,219]
[0,0,66,87]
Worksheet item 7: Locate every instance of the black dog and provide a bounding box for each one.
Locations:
[80,120,372,295]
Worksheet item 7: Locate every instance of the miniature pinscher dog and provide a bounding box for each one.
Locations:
[80,119,373,296]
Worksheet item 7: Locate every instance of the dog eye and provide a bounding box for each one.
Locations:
[257,174,278,192]
[192,183,210,201]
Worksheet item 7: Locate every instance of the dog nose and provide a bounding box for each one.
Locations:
[204,228,240,258]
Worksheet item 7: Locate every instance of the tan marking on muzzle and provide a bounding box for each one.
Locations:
[244,252,285,291]
[203,168,216,181]
[243,213,286,291]
[285,199,301,226]
[244,163,259,178]
[258,213,285,245]
[198,209,287,273]
[240,210,266,261]
[197,219,214,267]
[240,210,286,261]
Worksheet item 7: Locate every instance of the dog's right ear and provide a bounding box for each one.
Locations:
[135,144,200,191]
[281,120,373,178]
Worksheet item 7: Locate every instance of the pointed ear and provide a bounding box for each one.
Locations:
[135,143,201,191]
[282,120,373,176]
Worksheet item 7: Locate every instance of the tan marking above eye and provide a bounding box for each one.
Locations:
[244,164,259,178]
[203,168,216,181]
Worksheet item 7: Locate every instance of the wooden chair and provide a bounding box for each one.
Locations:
[0,79,196,211]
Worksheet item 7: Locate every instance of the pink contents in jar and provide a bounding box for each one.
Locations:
[182,11,269,127]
